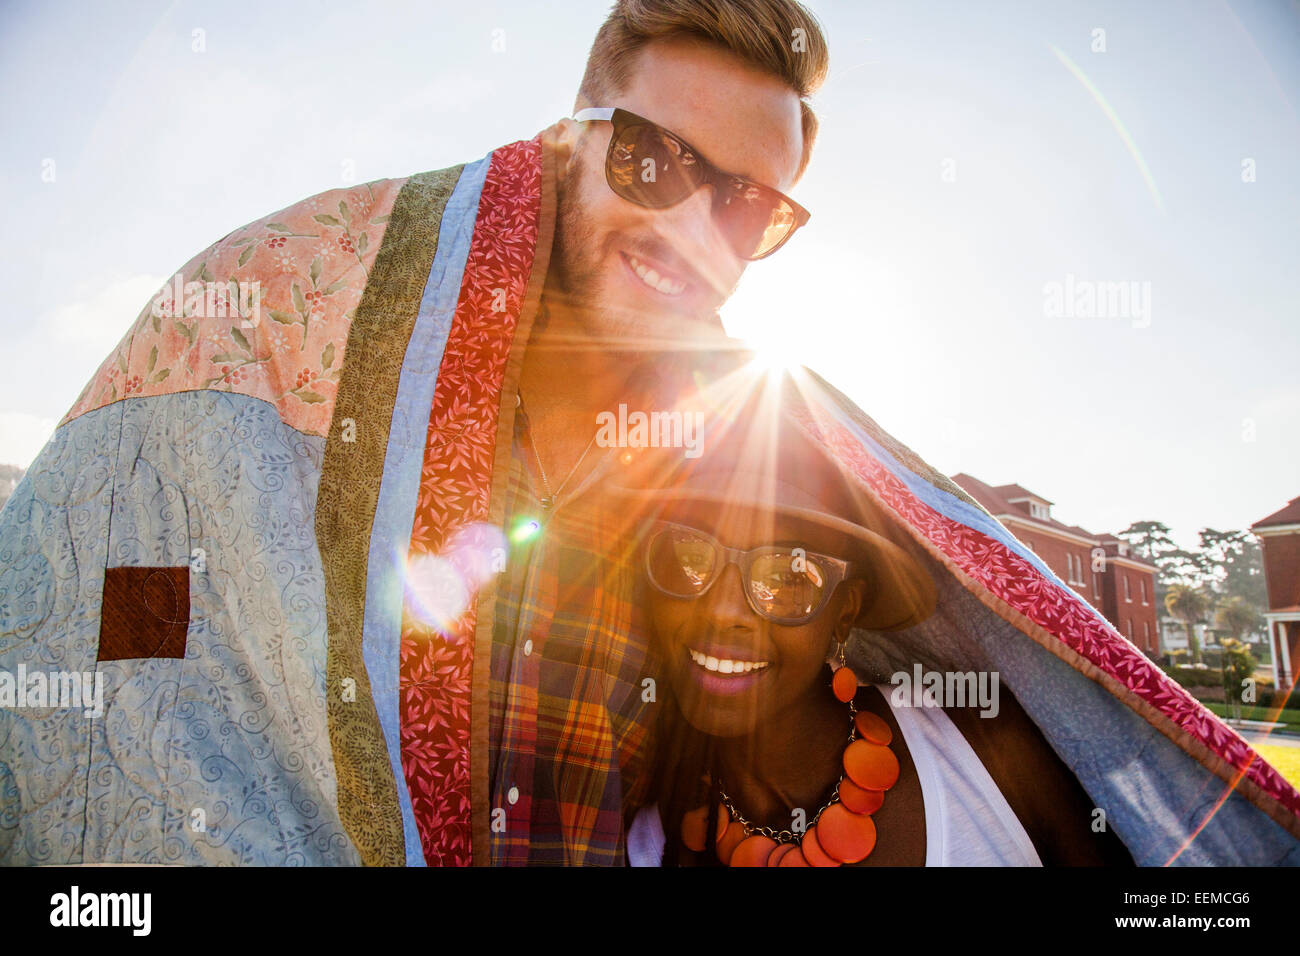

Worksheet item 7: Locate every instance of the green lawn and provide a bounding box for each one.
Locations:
[1201,702,1300,733]
[1254,745,1300,790]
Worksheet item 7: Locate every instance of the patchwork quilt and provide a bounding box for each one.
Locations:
[1,122,1296,865]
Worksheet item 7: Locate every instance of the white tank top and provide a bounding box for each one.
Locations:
[627,685,1042,866]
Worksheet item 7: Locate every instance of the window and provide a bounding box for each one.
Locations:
[1143,621,1150,646]
[1140,578,1148,605]
[1030,501,1048,520]
[1126,619,1133,640]
[1124,575,1132,602]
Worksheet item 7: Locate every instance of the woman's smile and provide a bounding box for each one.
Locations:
[684,644,773,696]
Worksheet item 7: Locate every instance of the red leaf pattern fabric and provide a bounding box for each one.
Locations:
[399,137,542,865]
[803,409,1300,822]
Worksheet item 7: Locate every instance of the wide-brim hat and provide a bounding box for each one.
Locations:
[605,376,937,631]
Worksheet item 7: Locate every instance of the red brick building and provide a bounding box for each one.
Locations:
[1250,495,1300,688]
[952,474,1160,655]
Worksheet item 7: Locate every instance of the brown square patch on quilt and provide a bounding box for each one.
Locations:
[98,566,190,662]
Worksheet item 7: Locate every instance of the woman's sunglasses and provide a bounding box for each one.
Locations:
[643,521,853,626]
[573,107,811,261]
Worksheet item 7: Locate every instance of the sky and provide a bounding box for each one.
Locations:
[1,0,1297,550]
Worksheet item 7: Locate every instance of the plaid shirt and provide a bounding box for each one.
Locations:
[487,400,659,865]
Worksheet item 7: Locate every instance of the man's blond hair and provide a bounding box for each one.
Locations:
[578,0,830,182]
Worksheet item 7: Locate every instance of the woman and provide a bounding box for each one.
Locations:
[618,412,1132,866]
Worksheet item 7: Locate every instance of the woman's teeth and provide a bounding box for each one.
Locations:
[688,647,770,675]
[628,254,686,296]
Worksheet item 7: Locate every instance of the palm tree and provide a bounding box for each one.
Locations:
[1166,584,1209,665]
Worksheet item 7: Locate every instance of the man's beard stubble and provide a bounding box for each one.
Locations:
[548,147,726,351]
[547,147,609,339]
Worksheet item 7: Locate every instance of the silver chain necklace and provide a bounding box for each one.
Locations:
[717,698,859,845]
[516,392,602,511]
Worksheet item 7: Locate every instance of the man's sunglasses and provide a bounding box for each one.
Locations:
[573,107,811,261]
[643,521,854,626]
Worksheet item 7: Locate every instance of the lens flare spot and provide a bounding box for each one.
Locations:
[403,521,508,633]
[403,554,469,632]
[511,518,542,544]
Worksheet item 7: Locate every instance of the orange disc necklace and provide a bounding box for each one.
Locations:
[679,696,900,867]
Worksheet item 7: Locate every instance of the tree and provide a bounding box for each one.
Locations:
[1216,595,1263,643]
[1198,529,1267,609]
[1159,548,1204,589]
[1166,584,1210,664]
[1119,520,1185,615]
[1194,530,1268,656]
[1118,520,1178,563]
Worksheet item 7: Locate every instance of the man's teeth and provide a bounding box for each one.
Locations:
[688,648,770,675]
[628,254,686,296]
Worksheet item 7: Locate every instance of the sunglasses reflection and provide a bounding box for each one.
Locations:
[578,106,809,260]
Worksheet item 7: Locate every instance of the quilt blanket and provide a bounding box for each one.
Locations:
[1,122,1296,866]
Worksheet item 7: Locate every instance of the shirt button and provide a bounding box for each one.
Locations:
[523,639,533,657]
[508,786,519,805]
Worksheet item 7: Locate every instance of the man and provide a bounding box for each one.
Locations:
[0,0,829,865]
[481,4,826,866]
